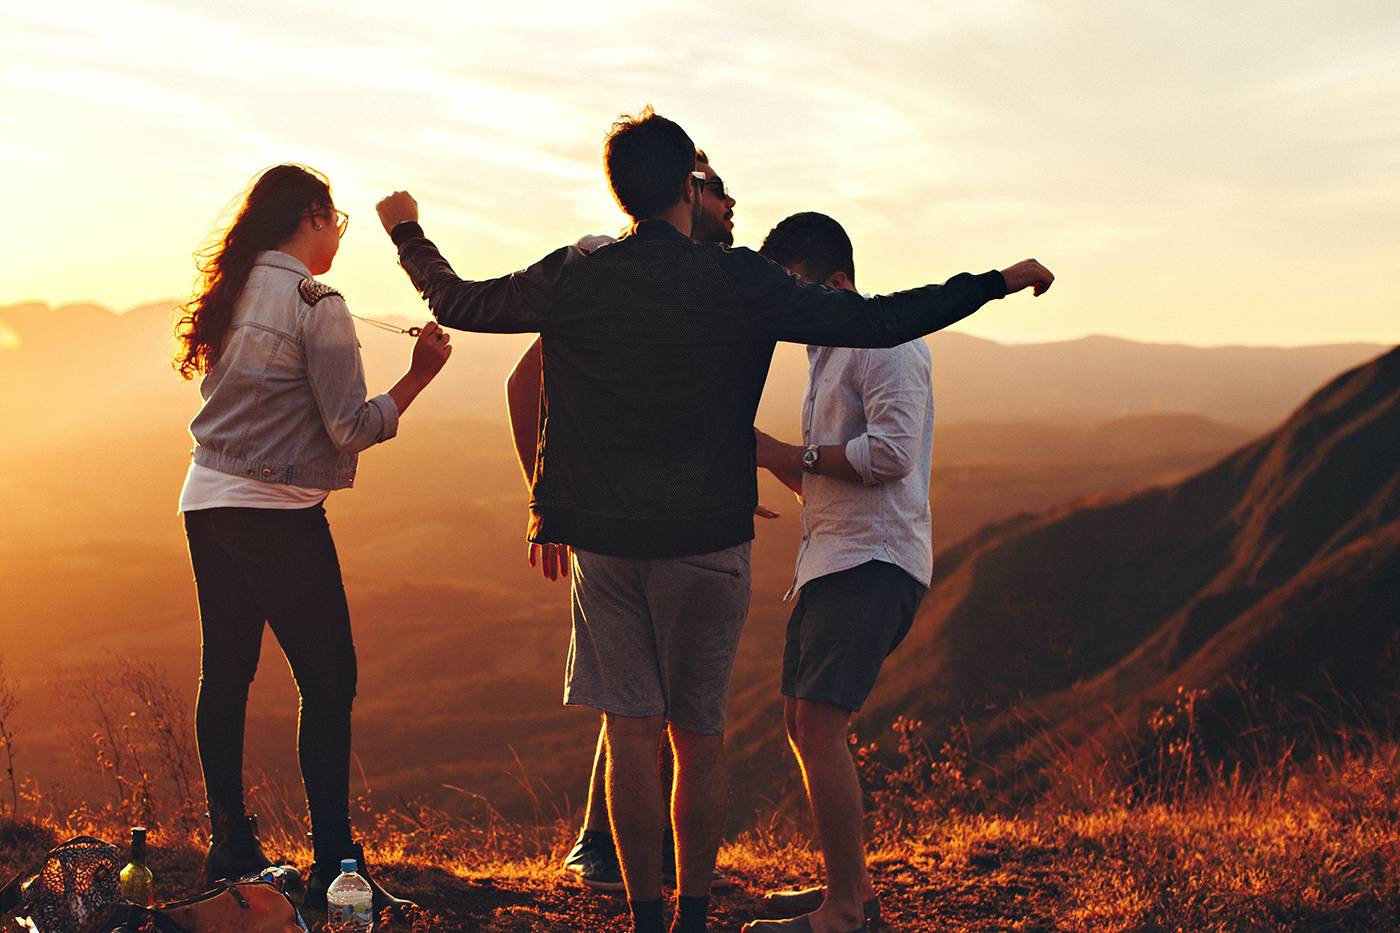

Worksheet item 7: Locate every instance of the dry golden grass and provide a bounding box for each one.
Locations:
[2,735,1396,930]
[0,663,1396,930]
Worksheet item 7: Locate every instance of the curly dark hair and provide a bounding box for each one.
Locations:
[174,164,333,379]
[603,105,696,222]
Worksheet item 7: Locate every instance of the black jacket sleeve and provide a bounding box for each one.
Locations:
[723,247,1007,348]
[392,221,575,334]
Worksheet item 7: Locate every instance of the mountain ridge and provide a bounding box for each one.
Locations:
[856,346,1400,795]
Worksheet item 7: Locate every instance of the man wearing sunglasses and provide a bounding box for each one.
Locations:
[377,106,1052,933]
[502,149,740,897]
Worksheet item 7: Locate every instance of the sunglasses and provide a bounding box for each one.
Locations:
[690,172,731,201]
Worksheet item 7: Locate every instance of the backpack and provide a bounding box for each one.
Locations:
[0,835,306,933]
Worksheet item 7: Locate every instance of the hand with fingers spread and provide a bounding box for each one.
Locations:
[528,542,572,582]
[999,258,1055,297]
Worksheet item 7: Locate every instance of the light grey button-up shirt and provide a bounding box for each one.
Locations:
[788,339,934,597]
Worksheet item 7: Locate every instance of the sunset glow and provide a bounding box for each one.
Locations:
[2,7,1398,929]
[3,1,1398,346]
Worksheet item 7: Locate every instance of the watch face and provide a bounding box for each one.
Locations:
[802,447,819,470]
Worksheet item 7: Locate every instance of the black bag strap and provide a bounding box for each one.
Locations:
[111,903,191,933]
[150,910,190,933]
[0,867,29,915]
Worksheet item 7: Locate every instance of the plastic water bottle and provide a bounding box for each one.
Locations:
[326,858,373,930]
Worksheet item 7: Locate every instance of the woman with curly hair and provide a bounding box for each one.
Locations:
[175,164,449,914]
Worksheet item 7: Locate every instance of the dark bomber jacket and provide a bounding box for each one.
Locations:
[392,219,1006,558]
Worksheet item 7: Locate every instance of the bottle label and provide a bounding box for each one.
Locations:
[329,899,373,926]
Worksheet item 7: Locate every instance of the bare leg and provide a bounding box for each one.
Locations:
[605,712,666,902]
[583,719,610,832]
[668,724,728,897]
[659,733,676,836]
[781,699,876,903]
[791,698,870,932]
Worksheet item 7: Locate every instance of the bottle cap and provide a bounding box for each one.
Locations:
[340,858,358,873]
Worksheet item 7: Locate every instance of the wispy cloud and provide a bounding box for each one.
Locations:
[3,0,1399,346]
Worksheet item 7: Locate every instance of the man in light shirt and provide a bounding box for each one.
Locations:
[747,212,956,933]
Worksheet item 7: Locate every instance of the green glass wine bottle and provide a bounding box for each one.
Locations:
[118,826,155,907]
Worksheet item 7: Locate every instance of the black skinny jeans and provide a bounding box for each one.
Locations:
[184,505,357,848]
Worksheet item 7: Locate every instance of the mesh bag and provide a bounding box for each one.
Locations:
[7,836,126,933]
[1,836,307,933]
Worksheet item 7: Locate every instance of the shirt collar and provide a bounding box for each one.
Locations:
[625,219,689,241]
[254,250,312,277]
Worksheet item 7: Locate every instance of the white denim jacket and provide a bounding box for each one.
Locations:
[188,251,398,489]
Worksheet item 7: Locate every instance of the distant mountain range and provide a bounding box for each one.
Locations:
[0,300,1384,438]
[848,346,1400,797]
[1,298,1393,821]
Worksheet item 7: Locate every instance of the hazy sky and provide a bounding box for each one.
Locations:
[2,0,1397,346]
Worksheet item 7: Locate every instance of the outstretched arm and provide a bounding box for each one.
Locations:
[734,249,1053,348]
[377,191,572,334]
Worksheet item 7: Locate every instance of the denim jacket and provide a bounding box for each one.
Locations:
[189,251,399,489]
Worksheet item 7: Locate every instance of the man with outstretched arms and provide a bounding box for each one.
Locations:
[504,149,742,896]
[377,107,1052,933]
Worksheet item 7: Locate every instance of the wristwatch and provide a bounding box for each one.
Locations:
[800,444,821,474]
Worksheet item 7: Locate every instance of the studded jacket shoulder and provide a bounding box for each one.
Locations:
[298,278,342,306]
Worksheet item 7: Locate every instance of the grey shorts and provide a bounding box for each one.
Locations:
[782,560,927,712]
[565,542,752,735]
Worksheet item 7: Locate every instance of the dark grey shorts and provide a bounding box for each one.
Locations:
[781,560,927,712]
[565,542,752,735]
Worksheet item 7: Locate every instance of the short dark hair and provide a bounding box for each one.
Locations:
[604,106,697,222]
[759,212,855,285]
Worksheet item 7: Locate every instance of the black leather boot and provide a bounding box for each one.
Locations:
[301,838,416,917]
[203,806,275,887]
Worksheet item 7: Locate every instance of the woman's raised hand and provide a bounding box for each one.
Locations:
[410,320,452,382]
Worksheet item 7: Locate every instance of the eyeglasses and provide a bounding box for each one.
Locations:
[307,206,350,238]
[690,172,732,201]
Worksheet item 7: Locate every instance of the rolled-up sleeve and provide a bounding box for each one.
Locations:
[844,346,930,486]
[303,296,399,452]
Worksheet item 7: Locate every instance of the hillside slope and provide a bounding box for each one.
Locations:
[852,346,1400,792]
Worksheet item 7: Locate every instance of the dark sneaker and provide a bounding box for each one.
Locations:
[564,829,625,892]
